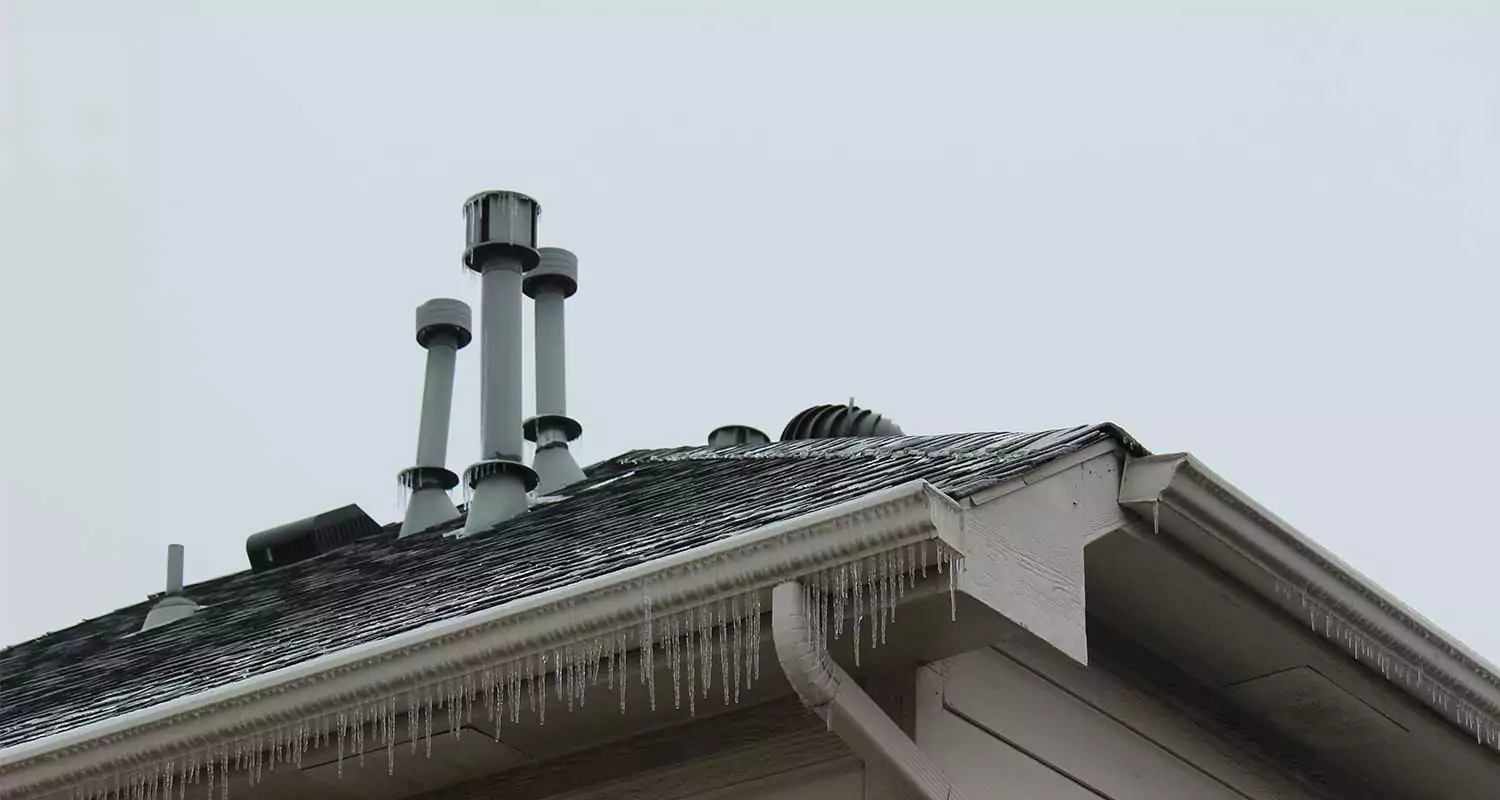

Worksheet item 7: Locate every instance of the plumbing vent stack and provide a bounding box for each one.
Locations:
[140,544,198,632]
[398,298,471,538]
[523,247,586,494]
[461,190,540,536]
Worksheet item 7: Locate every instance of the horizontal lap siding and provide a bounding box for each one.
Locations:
[918,647,1354,800]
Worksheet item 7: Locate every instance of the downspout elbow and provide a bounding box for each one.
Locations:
[771,581,964,800]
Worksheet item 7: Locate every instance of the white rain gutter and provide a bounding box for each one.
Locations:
[0,480,964,797]
[1120,453,1500,746]
[771,581,966,800]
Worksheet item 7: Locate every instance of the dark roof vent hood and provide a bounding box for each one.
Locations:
[246,504,382,572]
[780,403,904,441]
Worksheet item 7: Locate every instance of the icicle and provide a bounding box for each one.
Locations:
[921,540,929,578]
[465,671,476,724]
[858,558,870,663]
[539,652,549,725]
[686,612,697,716]
[574,645,584,708]
[835,563,847,639]
[594,636,605,688]
[646,621,658,713]
[618,631,628,714]
[608,633,617,690]
[700,605,714,699]
[641,594,654,705]
[732,595,743,702]
[669,614,682,709]
[337,712,346,777]
[220,748,229,800]
[949,551,961,621]
[424,692,434,757]
[407,694,418,755]
[719,599,731,705]
[511,660,523,724]
[387,697,397,775]
[866,557,878,650]
[880,552,890,645]
[814,571,825,652]
[751,589,763,681]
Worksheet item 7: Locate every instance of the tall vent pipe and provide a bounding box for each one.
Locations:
[398,298,471,538]
[460,190,540,536]
[523,247,586,494]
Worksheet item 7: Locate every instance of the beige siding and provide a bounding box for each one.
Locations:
[409,698,864,800]
[917,646,1361,800]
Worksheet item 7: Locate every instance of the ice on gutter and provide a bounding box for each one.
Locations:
[0,480,966,799]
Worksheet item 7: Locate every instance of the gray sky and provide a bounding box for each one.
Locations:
[2,1,1497,665]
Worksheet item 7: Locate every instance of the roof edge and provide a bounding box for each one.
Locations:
[0,480,963,795]
[1120,452,1500,747]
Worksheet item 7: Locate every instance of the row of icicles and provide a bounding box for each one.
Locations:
[1276,582,1500,750]
[60,542,966,800]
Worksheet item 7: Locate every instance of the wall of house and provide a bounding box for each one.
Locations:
[916,638,1368,800]
[408,697,879,800]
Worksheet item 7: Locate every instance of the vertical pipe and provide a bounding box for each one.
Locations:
[480,257,525,462]
[166,544,185,595]
[415,333,458,467]
[534,290,567,417]
[401,298,469,538]
[461,190,540,535]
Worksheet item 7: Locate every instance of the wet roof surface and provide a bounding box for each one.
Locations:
[0,425,1128,749]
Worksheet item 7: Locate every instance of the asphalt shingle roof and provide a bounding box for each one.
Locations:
[0,425,1131,749]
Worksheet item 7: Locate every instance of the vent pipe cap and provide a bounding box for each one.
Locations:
[463,190,541,271]
[398,465,460,492]
[524,247,579,298]
[708,425,770,447]
[463,459,540,493]
[780,404,904,441]
[415,298,472,349]
[523,414,583,444]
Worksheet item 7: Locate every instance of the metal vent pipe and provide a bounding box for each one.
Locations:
[523,247,586,494]
[460,190,540,536]
[398,298,470,537]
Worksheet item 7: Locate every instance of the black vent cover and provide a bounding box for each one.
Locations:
[780,404,904,441]
[245,504,383,572]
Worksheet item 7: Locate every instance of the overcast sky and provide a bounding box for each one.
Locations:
[2,2,1496,666]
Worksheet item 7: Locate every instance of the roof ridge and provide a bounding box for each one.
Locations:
[620,426,1120,465]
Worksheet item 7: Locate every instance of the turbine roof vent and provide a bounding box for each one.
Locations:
[780,403,904,441]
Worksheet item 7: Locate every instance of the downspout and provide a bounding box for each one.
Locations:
[771,582,965,800]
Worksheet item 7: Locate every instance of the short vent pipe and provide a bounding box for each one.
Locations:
[398,298,471,538]
[523,247,586,494]
[140,545,198,632]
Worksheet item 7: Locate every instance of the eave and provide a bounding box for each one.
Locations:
[1120,452,1500,748]
[0,480,965,797]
